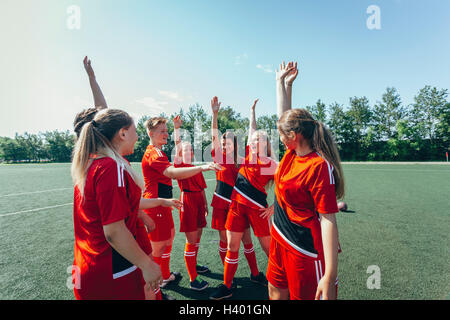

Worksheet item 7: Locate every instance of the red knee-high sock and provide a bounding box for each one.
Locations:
[184,243,198,282]
[243,243,259,277]
[195,237,200,254]
[219,241,227,265]
[223,250,239,289]
[160,245,172,280]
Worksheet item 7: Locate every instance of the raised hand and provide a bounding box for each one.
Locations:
[211,96,221,114]
[83,56,95,79]
[173,115,183,129]
[275,61,294,82]
[285,61,299,86]
[251,98,259,111]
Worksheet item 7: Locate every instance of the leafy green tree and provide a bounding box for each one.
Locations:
[373,87,405,140]
[306,99,327,123]
[43,130,75,162]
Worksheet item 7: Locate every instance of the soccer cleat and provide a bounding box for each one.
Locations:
[196,264,210,274]
[161,291,176,300]
[250,272,268,286]
[209,284,233,300]
[190,278,209,291]
[160,271,183,288]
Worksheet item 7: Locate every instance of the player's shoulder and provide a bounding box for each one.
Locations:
[311,152,332,168]
[146,145,167,160]
[90,157,123,182]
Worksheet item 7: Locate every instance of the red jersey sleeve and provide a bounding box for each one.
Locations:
[149,154,171,174]
[308,161,339,214]
[95,162,131,226]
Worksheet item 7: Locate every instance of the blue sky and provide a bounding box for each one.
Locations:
[0,0,449,137]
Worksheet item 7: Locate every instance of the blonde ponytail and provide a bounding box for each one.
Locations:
[71,109,144,195]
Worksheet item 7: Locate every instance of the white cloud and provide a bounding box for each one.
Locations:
[158,90,184,102]
[235,53,248,65]
[256,64,273,73]
[136,97,168,112]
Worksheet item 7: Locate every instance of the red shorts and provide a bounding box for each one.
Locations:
[225,201,270,237]
[136,220,152,255]
[179,191,207,233]
[74,268,145,300]
[145,206,174,242]
[266,237,338,300]
[211,206,229,231]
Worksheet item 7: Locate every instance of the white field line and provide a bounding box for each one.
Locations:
[0,179,218,217]
[0,187,72,198]
[0,203,73,218]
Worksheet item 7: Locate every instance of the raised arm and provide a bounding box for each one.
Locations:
[173,115,183,165]
[83,56,108,109]
[248,99,259,142]
[211,96,222,157]
[275,61,298,118]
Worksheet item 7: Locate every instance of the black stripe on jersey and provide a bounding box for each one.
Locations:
[158,183,173,199]
[215,180,234,201]
[234,173,268,208]
[273,196,318,256]
[111,246,134,276]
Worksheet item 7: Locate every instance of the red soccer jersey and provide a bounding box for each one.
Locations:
[271,150,338,259]
[174,162,207,192]
[141,145,172,199]
[231,145,277,209]
[72,157,143,299]
[211,148,241,209]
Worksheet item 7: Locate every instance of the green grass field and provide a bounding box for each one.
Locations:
[0,162,449,300]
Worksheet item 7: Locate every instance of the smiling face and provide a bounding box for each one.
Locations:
[280,130,297,151]
[149,122,169,147]
[181,142,194,164]
[118,122,139,156]
[222,137,235,155]
[249,131,269,156]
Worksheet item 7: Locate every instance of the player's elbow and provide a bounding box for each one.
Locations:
[163,167,176,179]
[103,221,123,244]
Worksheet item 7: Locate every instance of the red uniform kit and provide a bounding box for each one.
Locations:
[174,162,207,232]
[141,145,174,241]
[210,148,240,231]
[267,150,339,300]
[72,157,145,300]
[226,146,277,237]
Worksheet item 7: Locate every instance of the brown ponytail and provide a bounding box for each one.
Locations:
[278,108,345,199]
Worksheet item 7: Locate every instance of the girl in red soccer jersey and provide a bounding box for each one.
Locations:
[172,115,210,291]
[142,117,221,289]
[210,97,265,285]
[74,57,183,300]
[71,108,183,300]
[266,61,344,300]
[210,99,278,300]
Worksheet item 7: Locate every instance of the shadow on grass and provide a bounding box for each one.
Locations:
[162,272,269,300]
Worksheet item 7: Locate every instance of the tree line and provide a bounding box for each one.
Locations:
[1,85,448,163]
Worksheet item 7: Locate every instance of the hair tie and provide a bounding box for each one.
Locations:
[91,120,97,127]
